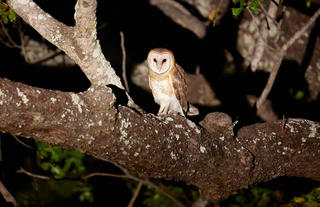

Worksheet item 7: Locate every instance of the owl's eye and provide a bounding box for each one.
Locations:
[153,58,157,63]
[162,59,167,63]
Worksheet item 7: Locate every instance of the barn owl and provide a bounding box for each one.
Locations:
[147,48,199,116]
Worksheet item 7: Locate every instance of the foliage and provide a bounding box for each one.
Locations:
[142,183,198,207]
[15,179,94,206]
[220,186,283,207]
[36,141,93,203]
[0,0,16,24]
[306,0,311,8]
[143,186,181,207]
[284,187,320,207]
[232,0,265,16]
[218,185,320,207]
[36,141,85,179]
[232,0,314,16]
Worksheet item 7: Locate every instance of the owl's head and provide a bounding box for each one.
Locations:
[147,48,175,74]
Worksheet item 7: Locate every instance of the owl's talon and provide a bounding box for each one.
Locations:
[168,110,175,115]
[157,112,165,116]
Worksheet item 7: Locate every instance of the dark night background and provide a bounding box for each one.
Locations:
[0,0,319,206]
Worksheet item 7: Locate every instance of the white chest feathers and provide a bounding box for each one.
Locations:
[149,78,184,114]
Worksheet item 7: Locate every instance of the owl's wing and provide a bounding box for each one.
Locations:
[171,64,188,112]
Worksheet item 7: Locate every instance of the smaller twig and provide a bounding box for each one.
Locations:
[16,167,50,180]
[143,178,185,207]
[258,2,279,26]
[127,181,143,207]
[11,135,32,149]
[195,65,200,75]
[272,6,286,44]
[0,20,21,49]
[17,20,27,60]
[256,7,320,109]
[82,172,129,181]
[281,115,287,130]
[281,8,320,52]
[120,31,130,93]
[271,0,280,7]
[256,52,284,109]
[83,171,185,207]
[84,160,185,207]
[0,180,16,206]
[0,36,15,48]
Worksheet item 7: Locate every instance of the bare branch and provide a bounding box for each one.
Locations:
[120,31,130,93]
[0,20,21,49]
[281,8,320,52]
[127,181,142,207]
[16,168,50,180]
[0,180,16,206]
[83,172,185,207]
[86,161,185,207]
[82,172,130,181]
[11,135,32,149]
[7,0,71,51]
[149,0,206,38]
[258,2,279,27]
[257,7,320,109]
[256,52,284,109]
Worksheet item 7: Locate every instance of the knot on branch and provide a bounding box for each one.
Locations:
[200,112,234,139]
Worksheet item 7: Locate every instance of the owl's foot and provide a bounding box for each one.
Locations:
[157,111,166,116]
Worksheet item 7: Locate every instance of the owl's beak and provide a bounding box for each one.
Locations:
[157,63,162,71]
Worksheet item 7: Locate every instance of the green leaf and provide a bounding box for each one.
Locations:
[293,197,306,203]
[2,14,8,24]
[79,189,94,203]
[8,10,16,22]
[294,90,304,100]
[306,0,311,8]
[232,7,243,16]
[40,162,51,171]
[249,5,260,15]
[0,3,7,10]
[239,0,245,7]
[232,0,239,4]
[51,165,65,178]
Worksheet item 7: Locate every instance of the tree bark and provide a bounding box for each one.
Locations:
[0,78,319,202]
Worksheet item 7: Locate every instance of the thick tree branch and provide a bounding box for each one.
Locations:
[0,78,319,202]
[7,0,123,88]
[149,0,207,38]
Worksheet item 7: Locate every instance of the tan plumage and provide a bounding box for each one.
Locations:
[147,48,199,116]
